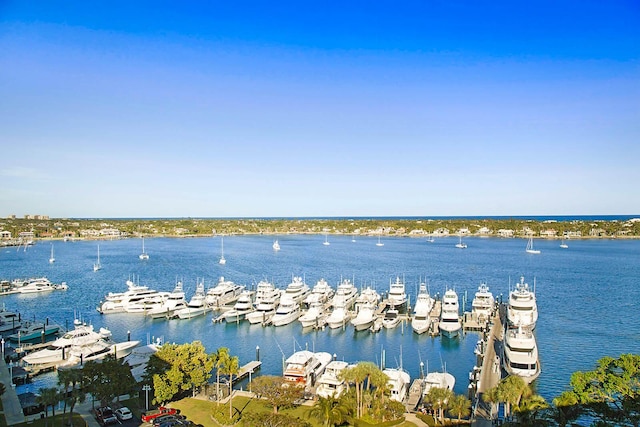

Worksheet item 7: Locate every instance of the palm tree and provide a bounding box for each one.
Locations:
[212,347,230,404]
[340,364,369,418]
[36,387,58,427]
[307,396,349,427]
[58,368,85,427]
[499,376,530,419]
[220,354,239,419]
[424,387,453,424]
[549,392,581,427]
[448,394,471,423]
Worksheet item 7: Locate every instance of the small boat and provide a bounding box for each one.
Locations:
[272,240,280,251]
[219,237,226,265]
[93,245,102,272]
[455,235,467,249]
[376,235,384,247]
[323,234,330,246]
[49,244,55,264]
[526,236,541,254]
[139,237,149,260]
[382,308,401,329]
[560,238,568,249]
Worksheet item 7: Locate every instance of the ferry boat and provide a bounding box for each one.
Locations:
[283,350,332,386]
[204,277,244,309]
[411,282,435,335]
[387,277,408,310]
[471,282,495,322]
[503,326,540,383]
[507,276,538,329]
[316,360,350,398]
[271,297,301,326]
[439,289,461,338]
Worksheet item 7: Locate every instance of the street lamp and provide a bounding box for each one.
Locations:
[9,361,13,385]
[249,369,254,393]
[1,337,5,361]
[142,385,151,411]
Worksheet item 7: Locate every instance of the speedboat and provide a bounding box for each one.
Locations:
[8,321,61,343]
[221,290,255,322]
[147,281,188,319]
[412,282,435,334]
[22,323,113,366]
[351,287,380,331]
[316,360,350,398]
[246,280,281,325]
[507,276,538,329]
[205,277,244,309]
[303,278,334,307]
[272,297,301,326]
[298,302,326,328]
[282,276,311,304]
[503,326,540,383]
[439,289,461,338]
[175,281,210,319]
[387,277,408,310]
[97,279,165,314]
[471,282,495,322]
[283,350,332,386]
[383,368,411,402]
[382,308,401,329]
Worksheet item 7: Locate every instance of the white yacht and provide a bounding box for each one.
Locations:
[326,301,352,329]
[205,277,245,309]
[272,240,280,251]
[17,277,65,294]
[298,302,326,328]
[124,342,161,382]
[382,308,401,329]
[125,291,171,314]
[59,338,140,368]
[283,350,332,386]
[271,297,301,326]
[147,281,188,319]
[246,280,281,325]
[439,289,462,338]
[421,371,456,396]
[383,368,411,402]
[303,278,334,307]
[471,282,495,322]
[455,235,467,249]
[332,278,358,309]
[316,360,350,398]
[412,282,435,334]
[503,326,540,383]
[139,237,149,260]
[97,279,164,314]
[175,281,210,319]
[22,323,114,367]
[387,277,408,310]
[507,276,538,329]
[221,290,255,322]
[350,287,381,331]
[525,236,541,254]
[282,276,311,303]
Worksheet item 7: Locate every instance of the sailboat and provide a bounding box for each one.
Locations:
[323,234,330,246]
[139,237,149,260]
[560,238,568,249]
[219,237,226,265]
[455,235,467,249]
[93,245,102,271]
[273,240,280,251]
[49,244,55,263]
[376,235,384,247]
[526,236,541,254]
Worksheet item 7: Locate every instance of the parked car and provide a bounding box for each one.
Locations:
[94,406,118,426]
[152,414,185,426]
[115,406,133,421]
[141,406,178,423]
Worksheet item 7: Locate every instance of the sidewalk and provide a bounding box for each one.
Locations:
[0,357,26,426]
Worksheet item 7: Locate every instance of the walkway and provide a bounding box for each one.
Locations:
[0,357,25,426]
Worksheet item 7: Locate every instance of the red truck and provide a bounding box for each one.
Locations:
[141,406,177,423]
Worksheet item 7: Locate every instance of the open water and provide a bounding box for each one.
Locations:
[1,234,639,403]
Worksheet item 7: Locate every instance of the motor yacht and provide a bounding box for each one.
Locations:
[303,278,334,307]
[282,276,311,304]
[439,289,461,338]
[350,287,380,331]
[421,371,456,396]
[17,277,66,293]
[298,302,326,328]
[271,297,301,326]
[507,276,538,329]
[204,277,244,309]
[331,278,358,310]
[246,280,281,325]
[387,277,408,310]
[147,281,188,319]
[315,360,350,398]
[175,281,210,319]
[283,350,332,386]
[503,326,540,383]
[8,320,61,343]
[125,291,171,314]
[59,338,140,368]
[471,282,495,323]
[383,368,411,402]
[221,290,255,322]
[326,302,352,329]
[97,279,164,314]
[412,282,435,334]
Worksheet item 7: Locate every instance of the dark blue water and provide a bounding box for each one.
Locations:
[2,235,639,402]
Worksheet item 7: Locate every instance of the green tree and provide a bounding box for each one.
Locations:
[549,392,582,427]
[212,347,230,404]
[36,387,59,427]
[250,375,304,414]
[58,368,86,427]
[241,411,312,427]
[513,394,549,426]
[306,396,349,427]
[82,355,136,406]
[220,353,239,419]
[448,394,472,423]
[424,387,453,424]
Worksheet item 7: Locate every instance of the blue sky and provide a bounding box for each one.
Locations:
[1,1,638,218]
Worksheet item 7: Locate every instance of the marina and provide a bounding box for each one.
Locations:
[0,233,638,416]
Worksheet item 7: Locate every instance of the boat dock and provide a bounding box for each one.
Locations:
[235,360,262,381]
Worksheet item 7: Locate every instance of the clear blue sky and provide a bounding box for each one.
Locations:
[1,1,638,218]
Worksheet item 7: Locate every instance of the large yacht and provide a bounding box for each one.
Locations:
[316,360,350,398]
[303,278,334,307]
[411,282,435,334]
[421,371,456,396]
[17,277,66,293]
[124,291,170,314]
[147,281,188,319]
[59,338,140,368]
[246,280,281,325]
[471,282,495,322]
[272,297,301,326]
[97,279,164,314]
[350,287,381,331]
[298,301,327,328]
[282,276,311,304]
[175,281,210,319]
[204,277,245,309]
[383,368,411,402]
[387,277,408,310]
[439,289,462,338]
[221,290,255,322]
[283,350,332,386]
[332,279,358,310]
[22,322,113,367]
[326,301,352,329]
[507,276,538,329]
[503,326,540,383]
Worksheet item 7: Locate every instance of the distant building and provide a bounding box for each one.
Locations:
[0,230,11,239]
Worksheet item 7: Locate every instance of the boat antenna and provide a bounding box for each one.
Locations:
[274,338,286,373]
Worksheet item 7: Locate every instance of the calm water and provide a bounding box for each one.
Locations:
[2,235,639,402]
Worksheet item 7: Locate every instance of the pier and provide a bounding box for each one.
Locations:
[235,360,262,381]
